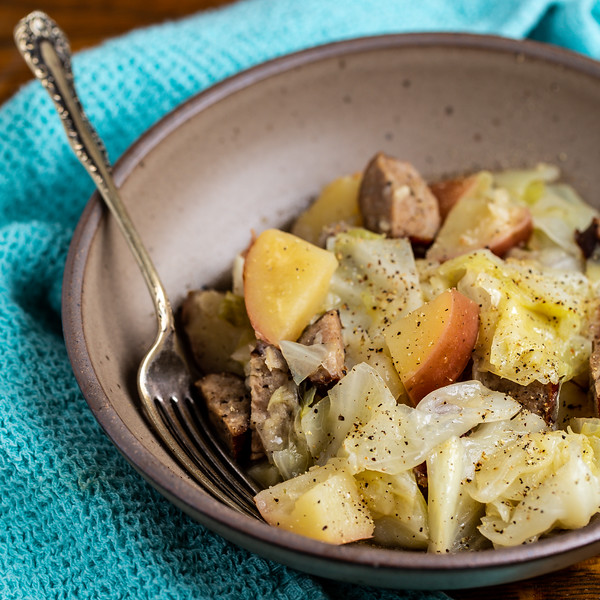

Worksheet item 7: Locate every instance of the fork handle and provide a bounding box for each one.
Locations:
[14,11,174,334]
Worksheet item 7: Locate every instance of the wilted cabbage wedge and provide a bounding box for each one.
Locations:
[342,380,521,475]
[427,436,484,554]
[355,469,429,549]
[325,229,423,397]
[494,163,598,260]
[301,362,398,463]
[426,411,548,554]
[303,364,521,475]
[472,431,600,546]
[181,290,255,376]
[327,229,423,338]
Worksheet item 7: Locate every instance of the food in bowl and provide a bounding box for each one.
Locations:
[182,152,600,553]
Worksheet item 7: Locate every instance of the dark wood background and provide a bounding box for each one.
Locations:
[0,0,232,105]
[1,1,599,598]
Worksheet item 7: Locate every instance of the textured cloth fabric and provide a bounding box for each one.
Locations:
[1,0,599,598]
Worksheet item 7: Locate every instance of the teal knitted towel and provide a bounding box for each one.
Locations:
[1,1,599,598]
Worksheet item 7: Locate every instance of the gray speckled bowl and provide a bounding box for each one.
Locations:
[63,34,600,590]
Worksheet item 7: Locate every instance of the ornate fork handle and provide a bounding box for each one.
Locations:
[15,12,263,518]
[14,11,173,335]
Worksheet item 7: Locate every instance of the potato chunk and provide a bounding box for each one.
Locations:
[426,191,533,262]
[384,289,479,404]
[243,229,338,345]
[291,173,362,245]
[429,173,483,221]
[255,461,374,544]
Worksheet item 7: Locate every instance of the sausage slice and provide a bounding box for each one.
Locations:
[474,369,559,426]
[196,373,251,460]
[298,310,346,387]
[247,341,292,460]
[359,153,441,242]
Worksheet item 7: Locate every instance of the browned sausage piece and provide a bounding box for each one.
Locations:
[247,341,292,460]
[298,310,346,387]
[413,462,428,490]
[474,370,559,427]
[196,372,251,460]
[575,217,600,259]
[590,349,600,417]
[359,153,441,242]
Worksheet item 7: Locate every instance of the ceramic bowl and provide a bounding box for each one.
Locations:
[63,33,600,590]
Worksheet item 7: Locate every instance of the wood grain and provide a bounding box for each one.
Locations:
[0,0,232,104]
[453,556,600,599]
[1,1,599,598]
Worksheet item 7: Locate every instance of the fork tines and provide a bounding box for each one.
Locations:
[154,394,263,520]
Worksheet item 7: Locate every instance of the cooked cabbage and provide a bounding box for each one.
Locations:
[326,229,423,339]
[260,382,312,480]
[530,184,597,257]
[495,164,597,261]
[430,250,593,385]
[427,436,485,553]
[570,417,600,458]
[325,229,423,398]
[426,412,548,553]
[245,163,600,552]
[474,431,600,546]
[355,469,429,549]
[279,340,331,385]
[232,253,245,296]
[343,380,521,475]
[302,364,521,474]
[301,362,397,463]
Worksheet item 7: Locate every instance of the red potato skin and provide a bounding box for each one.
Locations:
[405,290,480,405]
[427,204,534,263]
[486,207,534,257]
[429,174,534,261]
[430,175,479,221]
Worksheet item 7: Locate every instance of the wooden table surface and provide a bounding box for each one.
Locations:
[2,1,600,598]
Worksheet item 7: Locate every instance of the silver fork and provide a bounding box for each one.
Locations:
[14,11,261,518]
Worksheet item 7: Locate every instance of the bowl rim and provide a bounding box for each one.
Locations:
[62,31,600,583]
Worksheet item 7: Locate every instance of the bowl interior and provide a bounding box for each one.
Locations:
[64,34,600,589]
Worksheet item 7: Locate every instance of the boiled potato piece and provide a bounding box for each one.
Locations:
[255,460,374,544]
[429,172,492,221]
[426,191,533,262]
[244,229,338,345]
[291,173,362,245]
[384,289,479,404]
